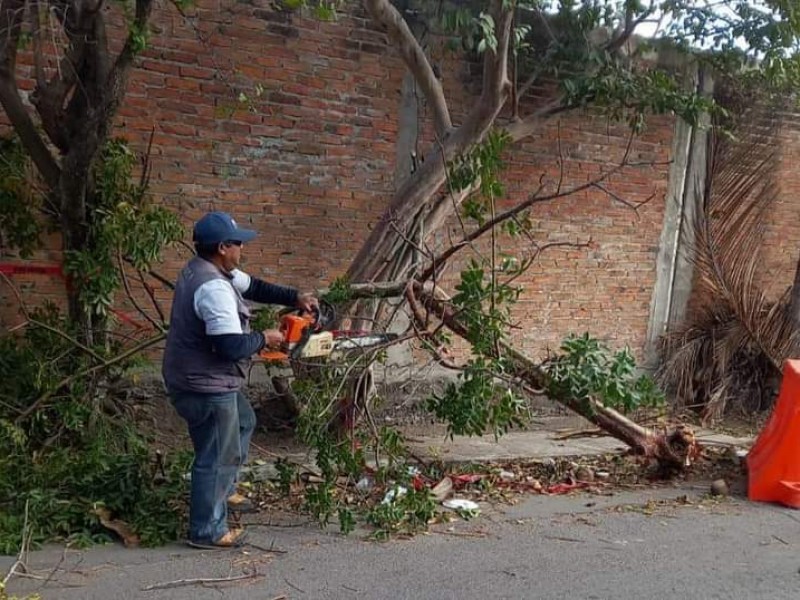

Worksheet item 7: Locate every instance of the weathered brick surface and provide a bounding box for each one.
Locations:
[756,112,800,301]
[0,2,716,363]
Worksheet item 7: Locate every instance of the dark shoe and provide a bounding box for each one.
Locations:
[227,492,257,513]
[187,528,248,549]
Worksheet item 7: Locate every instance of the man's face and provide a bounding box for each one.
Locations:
[219,240,243,271]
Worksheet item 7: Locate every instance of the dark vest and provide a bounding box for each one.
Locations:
[162,257,251,394]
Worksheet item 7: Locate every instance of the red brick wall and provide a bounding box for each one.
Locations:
[0,2,676,360]
[756,112,800,301]
[502,117,672,358]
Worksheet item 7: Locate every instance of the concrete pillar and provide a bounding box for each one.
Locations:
[644,65,714,368]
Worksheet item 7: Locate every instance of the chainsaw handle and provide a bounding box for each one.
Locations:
[277,299,335,331]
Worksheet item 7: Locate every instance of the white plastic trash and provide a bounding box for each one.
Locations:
[356,476,374,492]
[381,485,408,505]
[442,498,480,511]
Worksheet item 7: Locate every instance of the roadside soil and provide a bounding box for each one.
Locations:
[88,369,755,548]
[126,365,762,459]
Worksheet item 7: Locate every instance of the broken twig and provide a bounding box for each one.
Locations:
[141,571,261,591]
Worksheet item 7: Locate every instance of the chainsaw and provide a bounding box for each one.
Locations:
[259,300,396,363]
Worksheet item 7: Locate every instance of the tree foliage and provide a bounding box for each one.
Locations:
[0,0,159,338]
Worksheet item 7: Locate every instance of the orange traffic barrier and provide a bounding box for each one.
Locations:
[747,359,800,508]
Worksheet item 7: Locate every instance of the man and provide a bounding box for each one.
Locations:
[163,211,317,549]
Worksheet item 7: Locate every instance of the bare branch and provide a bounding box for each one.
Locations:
[0,272,105,363]
[591,182,656,215]
[515,66,545,107]
[405,285,460,369]
[136,268,166,323]
[117,252,165,332]
[420,157,668,281]
[30,0,96,152]
[500,237,593,291]
[141,571,262,592]
[123,259,176,291]
[29,0,46,88]
[105,0,154,121]
[504,96,574,142]
[363,0,452,137]
[605,0,656,53]
[15,332,166,424]
[390,220,433,264]
[0,0,61,188]
[535,5,558,45]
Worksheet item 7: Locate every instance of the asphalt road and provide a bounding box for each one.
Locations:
[3,485,799,600]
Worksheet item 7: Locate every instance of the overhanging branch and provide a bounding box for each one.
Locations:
[605,0,656,53]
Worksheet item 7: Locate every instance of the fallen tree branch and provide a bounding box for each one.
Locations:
[15,332,166,424]
[2,499,31,587]
[411,282,699,470]
[0,272,106,362]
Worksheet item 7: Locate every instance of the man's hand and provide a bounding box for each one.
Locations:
[263,329,285,349]
[296,292,319,313]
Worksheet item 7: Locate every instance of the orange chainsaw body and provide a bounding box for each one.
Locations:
[260,312,324,362]
[282,314,315,344]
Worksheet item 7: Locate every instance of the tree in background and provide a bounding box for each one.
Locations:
[0,0,182,344]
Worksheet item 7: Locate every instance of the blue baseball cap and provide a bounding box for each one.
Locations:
[193,211,257,245]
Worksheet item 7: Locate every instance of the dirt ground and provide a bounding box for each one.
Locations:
[116,367,755,544]
[125,365,762,465]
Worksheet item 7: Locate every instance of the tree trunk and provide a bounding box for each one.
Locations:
[59,175,90,340]
[59,146,103,346]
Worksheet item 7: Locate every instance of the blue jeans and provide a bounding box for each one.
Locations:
[170,390,256,543]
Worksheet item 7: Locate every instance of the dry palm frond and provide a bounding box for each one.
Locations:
[657,100,799,423]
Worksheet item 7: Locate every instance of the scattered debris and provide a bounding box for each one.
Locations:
[356,476,374,492]
[381,485,408,504]
[451,474,484,487]
[431,477,454,502]
[239,440,747,541]
[93,507,140,548]
[443,499,480,512]
[710,479,730,497]
[544,481,593,495]
[595,470,611,481]
[574,466,595,482]
[499,470,516,481]
[244,462,281,482]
